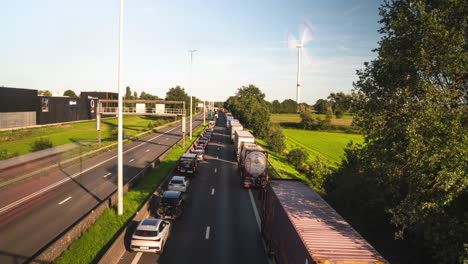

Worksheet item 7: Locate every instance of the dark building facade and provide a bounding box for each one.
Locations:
[0,87,109,129]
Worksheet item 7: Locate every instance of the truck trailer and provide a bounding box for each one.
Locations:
[230,121,243,143]
[239,143,268,188]
[262,179,388,264]
[234,130,255,159]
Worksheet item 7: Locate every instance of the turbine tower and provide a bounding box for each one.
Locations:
[289,24,312,112]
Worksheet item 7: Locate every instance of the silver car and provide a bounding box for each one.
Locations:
[130,218,171,253]
[168,176,189,192]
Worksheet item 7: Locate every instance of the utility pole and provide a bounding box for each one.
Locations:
[203,100,206,124]
[117,0,124,215]
[189,49,197,139]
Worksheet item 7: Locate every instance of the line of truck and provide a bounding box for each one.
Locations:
[220,110,388,264]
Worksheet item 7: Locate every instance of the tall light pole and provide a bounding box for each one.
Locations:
[296,44,302,112]
[117,0,124,215]
[188,49,197,139]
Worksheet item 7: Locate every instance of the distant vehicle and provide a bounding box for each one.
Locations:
[157,191,185,219]
[239,143,268,188]
[230,121,243,143]
[197,139,208,148]
[234,130,255,159]
[176,153,198,176]
[209,120,215,127]
[193,149,204,160]
[195,145,204,151]
[130,218,172,253]
[206,127,214,132]
[168,176,189,192]
[201,136,210,142]
[262,179,388,264]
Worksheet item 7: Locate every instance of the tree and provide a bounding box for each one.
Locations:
[328,92,352,117]
[63,89,78,97]
[281,99,297,113]
[224,84,270,138]
[270,100,282,113]
[286,148,309,168]
[300,111,316,129]
[165,85,190,111]
[125,86,132,99]
[266,123,286,153]
[313,99,330,114]
[38,90,52,96]
[328,1,467,262]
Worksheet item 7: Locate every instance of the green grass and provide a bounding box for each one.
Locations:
[53,125,205,264]
[0,116,175,157]
[270,113,354,127]
[271,113,354,119]
[283,129,363,166]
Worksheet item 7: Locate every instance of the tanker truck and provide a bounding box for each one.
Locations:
[239,143,268,188]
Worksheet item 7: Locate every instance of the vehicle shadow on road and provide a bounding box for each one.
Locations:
[124,220,140,251]
[58,163,102,203]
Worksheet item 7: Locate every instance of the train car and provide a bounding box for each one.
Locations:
[262,179,388,264]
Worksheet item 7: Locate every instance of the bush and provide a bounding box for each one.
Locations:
[30,137,53,152]
[335,109,344,118]
[286,148,309,168]
[146,122,154,130]
[266,123,286,153]
[0,149,18,160]
[306,156,332,192]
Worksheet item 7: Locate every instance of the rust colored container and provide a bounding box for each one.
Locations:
[262,179,388,264]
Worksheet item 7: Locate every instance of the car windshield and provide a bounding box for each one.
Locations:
[171,180,183,184]
[134,230,158,237]
[161,197,178,205]
[180,160,193,167]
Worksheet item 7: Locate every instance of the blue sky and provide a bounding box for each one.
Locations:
[0,0,383,104]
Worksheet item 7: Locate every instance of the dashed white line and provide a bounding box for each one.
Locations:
[103,173,111,178]
[131,252,142,264]
[211,188,215,196]
[205,226,211,239]
[58,197,72,205]
[214,168,217,173]
[145,149,150,152]
[129,158,135,163]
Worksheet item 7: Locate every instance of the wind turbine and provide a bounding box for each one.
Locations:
[288,24,313,112]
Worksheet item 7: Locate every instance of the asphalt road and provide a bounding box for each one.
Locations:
[0,115,203,264]
[117,114,269,264]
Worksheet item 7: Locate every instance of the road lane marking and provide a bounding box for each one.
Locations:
[248,189,262,231]
[214,168,217,173]
[216,156,218,159]
[146,149,150,152]
[58,197,72,205]
[211,188,215,195]
[131,252,143,264]
[0,123,183,215]
[129,158,135,163]
[103,173,111,178]
[217,147,220,150]
[205,226,211,239]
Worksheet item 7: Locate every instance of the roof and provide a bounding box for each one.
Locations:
[270,179,388,264]
[171,176,186,181]
[140,218,160,228]
[181,153,197,159]
[235,130,254,138]
[162,191,181,199]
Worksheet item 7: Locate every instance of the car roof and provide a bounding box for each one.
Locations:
[181,153,197,158]
[171,176,186,181]
[137,218,161,230]
[163,190,182,198]
[194,149,203,153]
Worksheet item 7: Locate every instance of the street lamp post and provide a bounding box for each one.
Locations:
[117,0,124,215]
[189,49,197,139]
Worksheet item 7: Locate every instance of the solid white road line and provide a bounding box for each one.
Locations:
[58,197,72,205]
[129,158,135,163]
[211,188,215,196]
[131,252,143,264]
[0,123,183,215]
[248,189,262,231]
[103,173,111,178]
[205,226,211,239]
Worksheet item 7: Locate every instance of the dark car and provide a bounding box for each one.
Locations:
[157,191,186,219]
[201,136,210,142]
[197,139,208,148]
[176,153,199,176]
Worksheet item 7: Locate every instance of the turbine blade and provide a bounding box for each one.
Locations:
[288,33,298,49]
[302,47,312,65]
[300,23,314,46]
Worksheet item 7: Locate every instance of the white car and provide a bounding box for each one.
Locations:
[168,176,190,192]
[193,149,204,160]
[130,218,171,253]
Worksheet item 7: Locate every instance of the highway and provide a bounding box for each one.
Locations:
[0,115,203,264]
[116,114,269,264]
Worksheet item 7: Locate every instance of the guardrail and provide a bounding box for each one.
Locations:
[100,107,184,115]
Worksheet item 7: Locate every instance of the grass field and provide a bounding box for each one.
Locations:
[270,113,354,126]
[0,116,175,158]
[283,129,363,165]
[54,125,205,264]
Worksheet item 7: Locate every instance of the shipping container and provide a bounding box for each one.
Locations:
[262,179,388,264]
